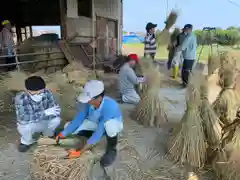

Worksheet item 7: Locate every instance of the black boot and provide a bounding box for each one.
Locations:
[100,135,118,167]
[18,143,32,152]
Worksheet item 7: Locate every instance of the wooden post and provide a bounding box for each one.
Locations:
[59,0,67,39]
[29,26,33,37]
[92,0,96,70]
[15,25,22,44]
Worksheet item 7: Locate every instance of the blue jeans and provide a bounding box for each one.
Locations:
[181,59,195,85]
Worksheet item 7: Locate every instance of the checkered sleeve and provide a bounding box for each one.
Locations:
[15,93,46,124]
[15,94,32,124]
[46,90,59,108]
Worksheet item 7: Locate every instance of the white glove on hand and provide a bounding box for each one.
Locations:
[44,106,61,116]
[137,77,146,83]
[172,51,182,67]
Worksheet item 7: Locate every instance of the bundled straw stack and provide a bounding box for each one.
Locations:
[212,64,240,127]
[207,54,220,76]
[157,10,178,45]
[199,76,222,163]
[218,51,237,87]
[212,112,240,180]
[211,55,240,180]
[31,145,99,180]
[134,59,167,127]
[167,73,207,168]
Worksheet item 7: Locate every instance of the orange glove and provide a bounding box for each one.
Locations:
[67,150,81,159]
[56,133,64,144]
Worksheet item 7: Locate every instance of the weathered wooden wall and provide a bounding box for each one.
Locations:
[65,0,122,53]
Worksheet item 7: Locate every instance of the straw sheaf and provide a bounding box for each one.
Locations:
[208,54,220,76]
[134,58,167,127]
[167,73,207,168]
[199,76,222,147]
[213,129,240,180]
[212,88,240,126]
[165,10,178,30]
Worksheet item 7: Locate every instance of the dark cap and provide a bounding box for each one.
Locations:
[25,76,46,91]
[183,24,193,29]
[146,22,157,30]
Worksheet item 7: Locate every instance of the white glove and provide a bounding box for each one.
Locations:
[172,51,182,67]
[44,106,61,116]
[137,77,146,83]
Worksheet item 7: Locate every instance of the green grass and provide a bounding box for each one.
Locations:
[122,43,239,61]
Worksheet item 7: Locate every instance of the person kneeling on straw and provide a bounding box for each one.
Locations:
[56,80,123,167]
[15,76,61,152]
[119,54,146,104]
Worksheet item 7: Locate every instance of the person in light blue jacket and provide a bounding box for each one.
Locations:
[180,24,197,87]
[56,80,123,167]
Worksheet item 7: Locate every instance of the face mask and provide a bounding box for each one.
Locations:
[30,94,43,102]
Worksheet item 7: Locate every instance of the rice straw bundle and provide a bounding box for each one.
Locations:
[164,10,178,30]
[167,74,207,168]
[157,10,178,45]
[207,54,220,76]
[213,118,240,180]
[212,65,240,127]
[134,59,167,127]
[1,71,28,91]
[218,51,237,87]
[199,76,222,147]
[31,145,99,180]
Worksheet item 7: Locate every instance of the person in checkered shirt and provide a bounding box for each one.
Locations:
[15,76,61,152]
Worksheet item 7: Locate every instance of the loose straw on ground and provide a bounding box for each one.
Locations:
[167,73,207,168]
[134,59,167,127]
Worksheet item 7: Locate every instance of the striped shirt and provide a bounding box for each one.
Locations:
[0,28,14,56]
[144,33,157,54]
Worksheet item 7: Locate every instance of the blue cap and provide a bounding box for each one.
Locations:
[183,24,193,29]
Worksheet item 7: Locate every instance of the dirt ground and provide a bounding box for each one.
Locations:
[0,62,239,180]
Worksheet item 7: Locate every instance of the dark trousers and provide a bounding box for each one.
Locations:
[77,130,118,167]
[167,48,175,70]
[6,56,16,71]
[181,59,195,85]
[144,53,155,60]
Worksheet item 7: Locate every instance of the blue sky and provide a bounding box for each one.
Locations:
[123,0,240,31]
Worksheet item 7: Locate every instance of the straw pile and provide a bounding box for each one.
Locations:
[31,145,99,180]
[18,34,66,72]
[211,55,240,179]
[200,76,222,146]
[212,114,240,180]
[207,54,220,76]
[0,64,93,121]
[212,65,240,127]
[218,51,237,87]
[167,74,207,168]
[134,59,167,127]
[158,10,178,45]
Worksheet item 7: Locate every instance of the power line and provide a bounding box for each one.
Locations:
[227,0,240,8]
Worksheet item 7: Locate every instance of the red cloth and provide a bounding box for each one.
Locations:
[128,54,139,62]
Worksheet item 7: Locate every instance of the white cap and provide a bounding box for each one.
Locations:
[77,80,104,103]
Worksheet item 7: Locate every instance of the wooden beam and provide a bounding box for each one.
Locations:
[59,0,67,39]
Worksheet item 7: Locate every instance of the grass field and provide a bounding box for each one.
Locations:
[122,43,240,61]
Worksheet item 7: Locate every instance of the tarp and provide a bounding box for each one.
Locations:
[122,35,144,44]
